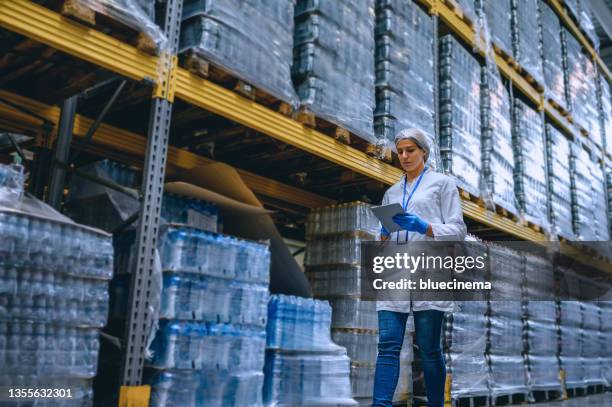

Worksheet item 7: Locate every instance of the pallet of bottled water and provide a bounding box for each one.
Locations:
[149,320,266,370]
[178,0,298,106]
[148,368,264,407]
[140,221,271,407]
[263,295,357,406]
[0,163,113,404]
[306,202,380,238]
[161,193,218,232]
[115,224,270,281]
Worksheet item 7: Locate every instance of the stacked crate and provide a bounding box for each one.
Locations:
[475,0,512,56]
[480,66,517,215]
[487,244,529,400]
[539,0,567,110]
[374,0,436,161]
[545,124,574,240]
[523,254,562,393]
[511,0,544,86]
[0,163,113,404]
[178,0,298,105]
[293,0,376,143]
[511,98,548,226]
[264,295,356,406]
[439,34,482,196]
[305,202,411,405]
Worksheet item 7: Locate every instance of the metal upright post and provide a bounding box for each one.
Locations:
[47,95,77,208]
[119,0,183,394]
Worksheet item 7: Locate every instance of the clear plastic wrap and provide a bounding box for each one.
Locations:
[570,145,598,241]
[559,301,584,388]
[523,264,558,392]
[0,163,25,205]
[179,0,298,106]
[581,57,602,141]
[510,0,544,86]
[600,75,612,157]
[480,65,518,214]
[601,301,612,386]
[266,294,342,352]
[475,0,512,56]
[588,159,610,242]
[439,34,483,196]
[374,0,437,163]
[562,27,597,134]
[304,235,367,266]
[539,0,567,110]
[306,202,379,238]
[159,272,269,326]
[115,224,270,282]
[488,296,528,397]
[581,302,605,385]
[545,124,574,240]
[306,264,362,298]
[263,294,356,406]
[161,193,218,232]
[148,368,264,407]
[0,176,112,396]
[329,298,377,330]
[77,0,167,53]
[607,166,612,239]
[511,98,549,227]
[148,320,266,370]
[293,0,376,143]
[578,0,600,51]
[444,301,489,398]
[332,329,378,364]
[66,160,140,232]
[263,351,357,406]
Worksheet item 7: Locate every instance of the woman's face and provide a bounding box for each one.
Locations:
[396,139,425,173]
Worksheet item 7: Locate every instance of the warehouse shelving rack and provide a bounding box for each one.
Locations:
[0,0,610,404]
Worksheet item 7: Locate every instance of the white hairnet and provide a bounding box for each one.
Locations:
[394,128,430,163]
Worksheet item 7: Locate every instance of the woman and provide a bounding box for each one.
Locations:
[372,128,467,407]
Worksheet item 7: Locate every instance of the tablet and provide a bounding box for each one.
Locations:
[371,203,405,233]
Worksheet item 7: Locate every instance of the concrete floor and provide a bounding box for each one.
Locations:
[508,392,611,406]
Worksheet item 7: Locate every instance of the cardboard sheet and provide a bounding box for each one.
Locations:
[172,163,312,297]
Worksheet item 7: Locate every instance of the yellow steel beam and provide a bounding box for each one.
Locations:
[0,88,551,240]
[546,0,612,83]
[0,90,334,209]
[174,69,404,185]
[0,0,160,84]
[461,199,547,241]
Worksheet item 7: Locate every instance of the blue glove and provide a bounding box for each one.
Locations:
[380,224,390,237]
[392,213,429,235]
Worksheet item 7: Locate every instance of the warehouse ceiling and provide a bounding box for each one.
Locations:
[591,0,612,68]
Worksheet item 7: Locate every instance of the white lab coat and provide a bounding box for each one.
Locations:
[377,168,467,315]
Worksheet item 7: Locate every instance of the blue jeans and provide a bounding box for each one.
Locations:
[372,310,446,407]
